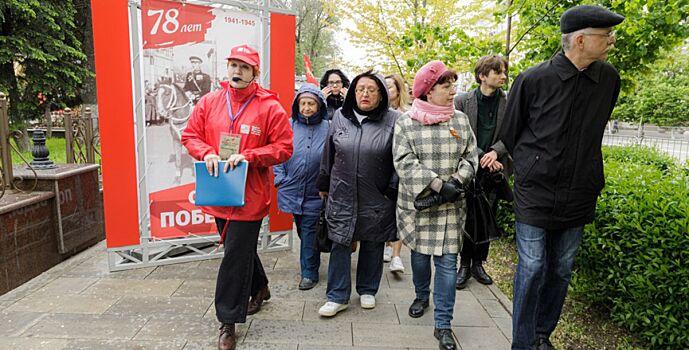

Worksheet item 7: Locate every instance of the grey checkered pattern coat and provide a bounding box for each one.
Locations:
[393,111,478,256]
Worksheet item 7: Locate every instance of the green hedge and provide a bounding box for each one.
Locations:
[577,146,689,348]
[496,146,689,348]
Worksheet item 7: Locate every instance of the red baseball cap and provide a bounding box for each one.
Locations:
[226,44,260,67]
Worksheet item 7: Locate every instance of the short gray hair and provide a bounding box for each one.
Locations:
[562,29,587,52]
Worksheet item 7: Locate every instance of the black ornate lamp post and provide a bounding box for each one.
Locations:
[29,130,57,169]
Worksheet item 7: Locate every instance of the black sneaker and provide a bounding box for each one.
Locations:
[536,337,555,350]
[298,277,318,290]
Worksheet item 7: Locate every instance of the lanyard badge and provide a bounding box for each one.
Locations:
[221,92,255,159]
[219,132,241,159]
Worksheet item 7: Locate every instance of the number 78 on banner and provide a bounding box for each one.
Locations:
[142,0,215,49]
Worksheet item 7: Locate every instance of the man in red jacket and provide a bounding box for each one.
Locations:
[181,44,293,350]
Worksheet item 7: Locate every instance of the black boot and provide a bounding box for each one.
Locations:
[434,328,456,350]
[455,264,471,290]
[471,261,493,285]
[408,298,429,318]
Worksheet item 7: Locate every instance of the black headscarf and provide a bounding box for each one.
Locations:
[341,70,389,121]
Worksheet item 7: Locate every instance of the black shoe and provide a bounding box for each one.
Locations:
[455,265,471,289]
[298,277,318,290]
[536,337,555,350]
[471,262,493,285]
[408,298,429,318]
[433,328,456,350]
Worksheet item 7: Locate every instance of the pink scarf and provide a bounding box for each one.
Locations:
[408,99,454,125]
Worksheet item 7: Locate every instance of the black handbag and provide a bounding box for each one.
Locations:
[464,171,502,244]
[481,170,513,203]
[313,198,332,253]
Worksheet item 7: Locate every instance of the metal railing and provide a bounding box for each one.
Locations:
[0,93,38,200]
[602,133,689,164]
[0,93,12,199]
[64,107,100,164]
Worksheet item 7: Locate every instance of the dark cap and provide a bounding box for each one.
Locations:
[560,5,624,34]
[189,56,203,63]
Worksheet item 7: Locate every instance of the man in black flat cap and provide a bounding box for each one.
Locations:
[500,5,624,350]
[183,55,212,104]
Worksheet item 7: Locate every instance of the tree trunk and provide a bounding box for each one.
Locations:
[78,0,97,106]
[505,0,513,86]
[0,62,20,124]
[45,103,52,138]
[76,0,99,132]
[12,126,30,153]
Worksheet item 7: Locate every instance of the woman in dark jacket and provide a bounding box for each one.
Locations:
[274,84,329,291]
[319,69,350,120]
[316,70,400,317]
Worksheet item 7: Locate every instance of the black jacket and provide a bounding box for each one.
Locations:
[320,69,350,120]
[500,52,621,229]
[317,73,400,245]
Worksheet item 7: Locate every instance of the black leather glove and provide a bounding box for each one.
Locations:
[414,193,444,211]
[439,178,464,203]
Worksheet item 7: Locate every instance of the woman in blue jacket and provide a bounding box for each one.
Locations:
[274,84,329,290]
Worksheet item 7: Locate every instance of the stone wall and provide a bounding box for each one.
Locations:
[0,193,61,295]
[0,164,105,295]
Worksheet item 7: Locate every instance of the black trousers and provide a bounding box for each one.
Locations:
[214,218,268,324]
[460,239,490,265]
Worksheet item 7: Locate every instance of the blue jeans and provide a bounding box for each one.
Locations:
[410,250,457,329]
[294,214,321,281]
[326,240,384,304]
[512,222,583,350]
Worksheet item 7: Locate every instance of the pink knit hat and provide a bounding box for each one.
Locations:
[412,60,449,98]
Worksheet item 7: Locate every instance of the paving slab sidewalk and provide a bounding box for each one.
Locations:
[0,240,513,349]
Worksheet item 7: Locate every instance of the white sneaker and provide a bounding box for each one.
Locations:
[383,246,393,262]
[389,256,405,273]
[318,301,348,317]
[360,294,376,309]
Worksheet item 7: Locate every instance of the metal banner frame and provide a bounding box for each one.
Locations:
[105,0,296,271]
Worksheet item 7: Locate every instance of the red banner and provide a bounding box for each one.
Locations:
[149,183,216,238]
[303,53,319,86]
[142,0,215,49]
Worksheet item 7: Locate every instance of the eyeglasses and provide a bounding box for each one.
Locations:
[583,30,616,38]
[327,80,343,86]
[355,87,379,95]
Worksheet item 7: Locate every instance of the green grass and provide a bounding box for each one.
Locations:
[487,238,643,349]
[9,137,100,165]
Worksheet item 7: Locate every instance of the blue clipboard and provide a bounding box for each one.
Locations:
[194,160,248,207]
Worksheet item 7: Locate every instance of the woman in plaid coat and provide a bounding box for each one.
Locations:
[393,60,478,350]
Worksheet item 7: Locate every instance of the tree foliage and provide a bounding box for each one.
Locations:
[613,42,689,126]
[399,22,503,82]
[294,0,340,77]
[500,0,689,91]
[335,0,472,77]
[0,0,91,130]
